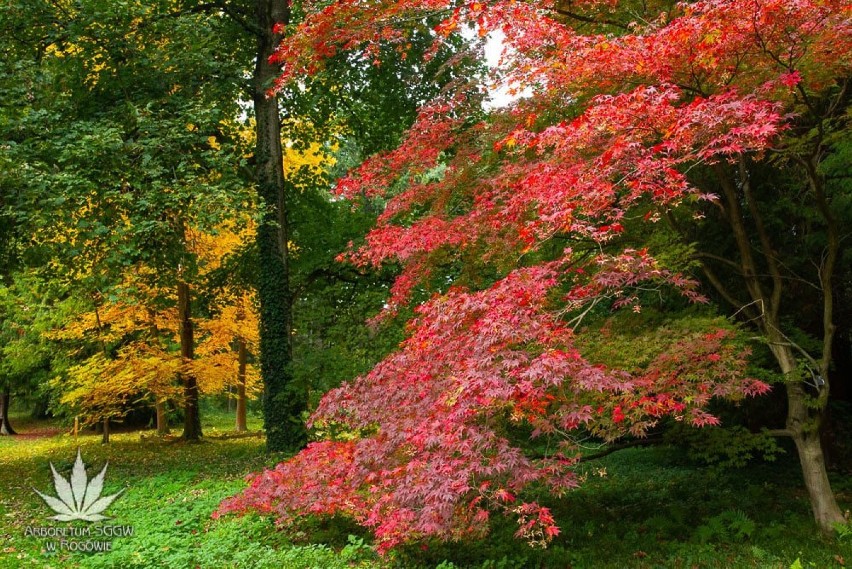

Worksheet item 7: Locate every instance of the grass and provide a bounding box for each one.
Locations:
[0,411,849,568]
[0,411,381,569]
[403,445,851,568]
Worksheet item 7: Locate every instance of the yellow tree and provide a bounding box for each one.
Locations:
[193,292,261,432]
[190,222,262,432]
[50,220,263,436]
[49,268,181,437]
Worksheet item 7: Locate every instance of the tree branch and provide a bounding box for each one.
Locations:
[699,263,753,317]
[215,1,262,37]
[765,428,793,438]
[738,156,783,323]
[149,1,262,37]
[694,251,743,272]
[713,163,768,315]
[550,6,630,30]
[577,437,663,462]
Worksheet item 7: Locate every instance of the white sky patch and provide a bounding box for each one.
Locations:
[484,29,504,68]
[480,29,532,110]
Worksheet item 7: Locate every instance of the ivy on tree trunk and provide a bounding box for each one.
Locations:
[253,0,306,452]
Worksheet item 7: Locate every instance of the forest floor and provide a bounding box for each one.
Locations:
[0,410,850,568]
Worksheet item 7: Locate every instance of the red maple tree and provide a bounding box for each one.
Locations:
[218,0,850,549]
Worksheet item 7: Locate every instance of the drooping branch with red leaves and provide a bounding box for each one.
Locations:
[218,260,767,551]
[217,0,850,550]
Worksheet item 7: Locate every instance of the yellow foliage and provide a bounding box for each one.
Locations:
[195,290,261,397]
[187,352,261,397]
[44,43,83,58]
[283,140,336,182]
[50,221,262,423]
[56,345,181,425]
[188,218,254,273]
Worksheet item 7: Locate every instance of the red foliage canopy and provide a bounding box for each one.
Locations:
[218,0,850,552]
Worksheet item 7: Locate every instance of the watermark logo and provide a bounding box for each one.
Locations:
[34,449,123,522]
[27,449,132,554]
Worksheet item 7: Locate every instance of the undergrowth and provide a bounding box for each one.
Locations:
[1,412,848,568]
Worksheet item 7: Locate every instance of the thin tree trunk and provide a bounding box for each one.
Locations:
[156,399,169,435]
[236,338,248,432]
[178,281,202,441]
[253,0,305,452]
[30,394,50,420]
[93,301,111,444]
[147,308,170,436]
[0,391,16,435]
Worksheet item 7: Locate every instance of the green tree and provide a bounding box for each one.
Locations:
[0,273,80,435]
[0,0,252,441]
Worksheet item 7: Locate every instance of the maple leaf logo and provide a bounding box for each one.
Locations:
[34,449,123,522]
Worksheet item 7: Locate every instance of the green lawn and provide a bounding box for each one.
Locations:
[0,412,381,569]
[0,412,849,568]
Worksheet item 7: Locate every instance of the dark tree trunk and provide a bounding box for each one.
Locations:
[92,301,112,444]
[698,161,845,536]
[253,0,306,452]
[236,337,248,432]
[0,391,16,435]
[178,281,202,441]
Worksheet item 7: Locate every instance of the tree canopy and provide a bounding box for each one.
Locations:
[218,0,852,548]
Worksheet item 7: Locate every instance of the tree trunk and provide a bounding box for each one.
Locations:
[253,0,305,452]
[156,399,169,435]
[786,379,846,534]
[145,308,170,436]
[236,337,248,432]
[93,301,111,444]
[700,162,845,536]
[772,343,845,534]
[178,281,202,441]
[0,391,16,435]
[790,156,845,534]
[791,418,846,534]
